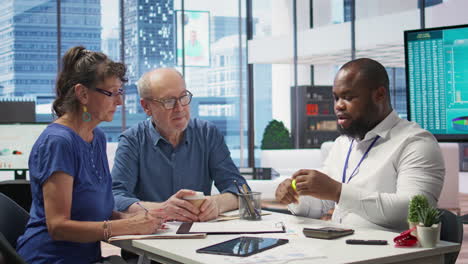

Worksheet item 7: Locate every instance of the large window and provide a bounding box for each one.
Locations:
[0,0,462,170]
[250,1,297,166]
[0,0,248,166]
[180,1,248,166]
[0,1,58,122]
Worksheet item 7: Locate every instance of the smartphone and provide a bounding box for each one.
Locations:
[303,227,354,239]
[346,239,388,245]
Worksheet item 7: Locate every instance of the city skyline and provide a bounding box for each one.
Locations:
[0,0,262,166]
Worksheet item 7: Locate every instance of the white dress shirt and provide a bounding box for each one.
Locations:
[289,111,445,231]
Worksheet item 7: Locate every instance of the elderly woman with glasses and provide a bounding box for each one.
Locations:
[16,46,165,264]
[111,68,249,223]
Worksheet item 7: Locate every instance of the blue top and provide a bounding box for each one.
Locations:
[112,118,247,211]
[17,123,114,264]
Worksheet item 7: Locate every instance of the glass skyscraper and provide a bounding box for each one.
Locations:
[122,0,175,116]
[124,0,175,85]
[0,0,101,99]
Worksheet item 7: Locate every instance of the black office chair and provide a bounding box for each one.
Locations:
[0,192,29,264]
[0,233,27,264]
[439,209,464,264]
[0,180,32,212]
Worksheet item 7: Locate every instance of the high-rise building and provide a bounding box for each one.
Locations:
[102,28,120,62]
[185,15,251,158]
[0,0,101,98]
[212,16,239,42]
[123,0,175,86]
[122,0,175,116]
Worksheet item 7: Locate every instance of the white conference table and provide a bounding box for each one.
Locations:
[111,211,460,264]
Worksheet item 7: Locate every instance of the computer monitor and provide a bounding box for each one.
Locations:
[0,100,36,123]
[404,24,468,142]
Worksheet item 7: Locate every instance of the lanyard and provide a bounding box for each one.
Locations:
[342,136,380,183]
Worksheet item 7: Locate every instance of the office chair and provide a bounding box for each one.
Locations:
[0,180,32,212]
[0,233,27,264]
[0,192,29,263]
[439,209,464,264]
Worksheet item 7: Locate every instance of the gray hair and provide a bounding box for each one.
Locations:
[137,68,185,99]
[137,71,152,99]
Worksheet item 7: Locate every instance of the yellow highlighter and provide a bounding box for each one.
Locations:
[291,179,297,192]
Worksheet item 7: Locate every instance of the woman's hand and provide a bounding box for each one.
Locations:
[127,210,166,235]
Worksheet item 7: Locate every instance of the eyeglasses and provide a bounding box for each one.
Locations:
[148,91,193,110]
[92,87,125,97]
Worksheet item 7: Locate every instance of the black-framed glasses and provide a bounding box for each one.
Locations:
[92,87,124,97]
[149,90,193,110]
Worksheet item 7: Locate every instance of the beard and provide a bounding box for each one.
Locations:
[337,101,380,140]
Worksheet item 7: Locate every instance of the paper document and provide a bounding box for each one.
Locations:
[108,221,206,241]
[178,220,285,234]
[221,243,326,264]
[216,212,271,222]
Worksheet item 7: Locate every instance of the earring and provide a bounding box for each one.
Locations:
[82,105,91,122]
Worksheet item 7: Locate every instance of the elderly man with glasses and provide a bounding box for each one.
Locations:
[111,68,248,222]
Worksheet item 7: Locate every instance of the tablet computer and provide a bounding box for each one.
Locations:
[196,236,289,257]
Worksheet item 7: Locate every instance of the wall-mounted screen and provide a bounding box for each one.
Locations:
[405,24,468,142]
[176,10,211,67]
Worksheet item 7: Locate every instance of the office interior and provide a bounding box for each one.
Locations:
[1,0,468,262]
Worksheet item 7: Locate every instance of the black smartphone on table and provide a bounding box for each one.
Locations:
[303,227,354,239]
[346,239,388,245]
[196,236,289,257]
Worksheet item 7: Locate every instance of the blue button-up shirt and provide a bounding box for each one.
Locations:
[112,118,247,211]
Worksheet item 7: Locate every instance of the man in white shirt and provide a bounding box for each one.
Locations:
[275,58,445,231]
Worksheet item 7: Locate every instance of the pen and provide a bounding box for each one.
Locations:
[234,180,254,217]
[136,202,149,213]
[242,184,260,217]
[241,183,259,218]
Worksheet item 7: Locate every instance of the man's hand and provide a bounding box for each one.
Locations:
[292,169,342,202]
[198,196,219,222]
[320,208,335,221]
[275,178,299,204]
[161,189,200,222]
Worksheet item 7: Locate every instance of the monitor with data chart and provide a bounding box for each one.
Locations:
[404,24,468,141]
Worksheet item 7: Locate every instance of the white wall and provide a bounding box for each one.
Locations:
[426,0,468,28]
[249,0,468,135]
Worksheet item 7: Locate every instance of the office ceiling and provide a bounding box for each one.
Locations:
[297,43,406,68]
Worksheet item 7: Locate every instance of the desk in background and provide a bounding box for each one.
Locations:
[0,169,27,180]
[111,211,460,264]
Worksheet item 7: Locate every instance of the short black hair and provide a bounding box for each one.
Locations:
[340,58,389,93]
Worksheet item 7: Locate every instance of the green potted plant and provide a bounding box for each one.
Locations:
[408,194,429,230]
[416,206,443,248]
[261,120,293,150]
